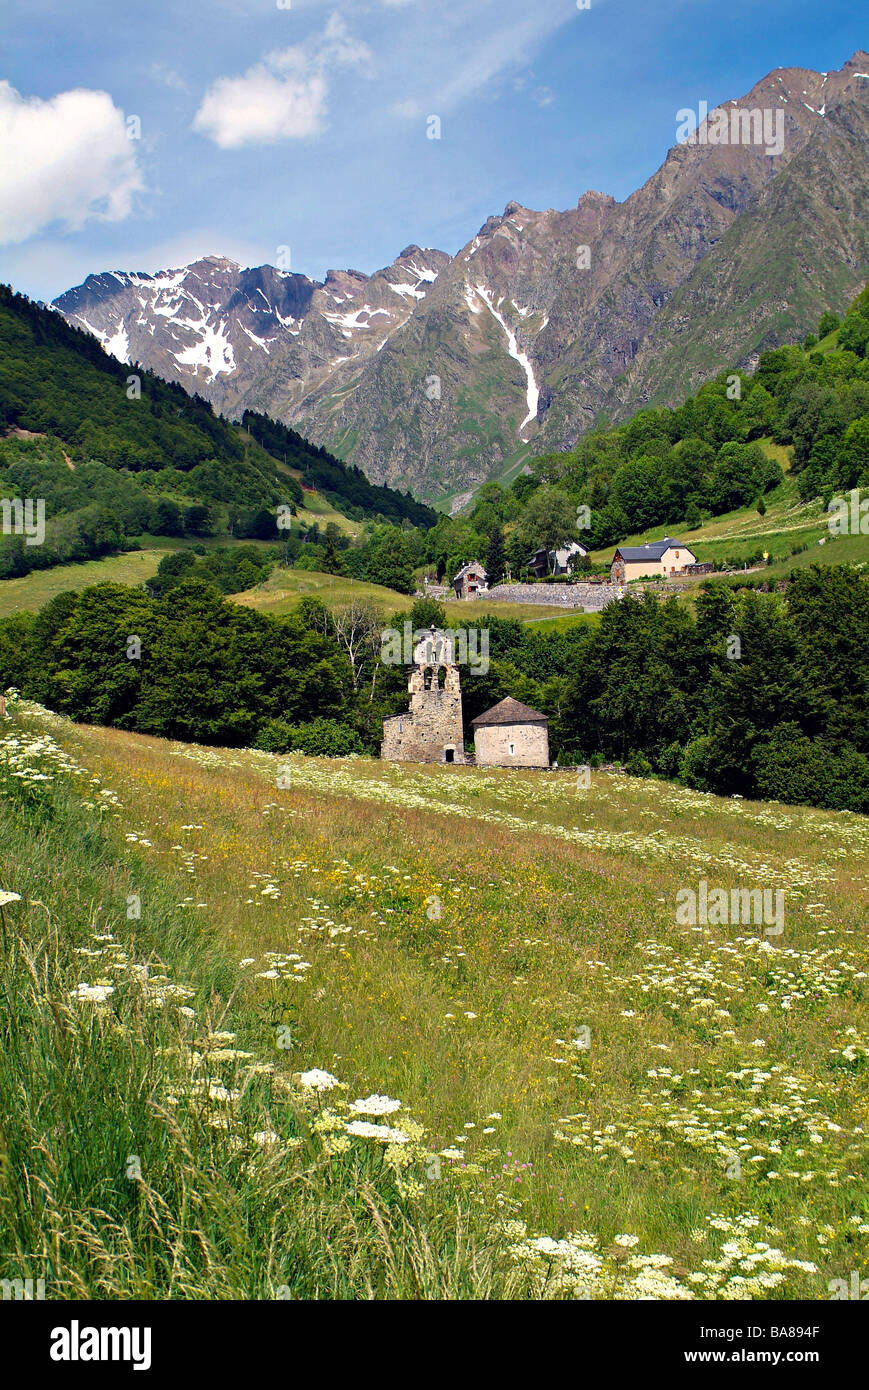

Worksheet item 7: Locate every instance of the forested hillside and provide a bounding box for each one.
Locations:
[0,285,434,581]
[437,283,869,578]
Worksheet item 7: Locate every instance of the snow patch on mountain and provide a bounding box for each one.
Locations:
[390,282,427,300]
[469,284,539,434]
[76,316,130,363]
[174,320,235,380]
[240,325,276,353]
[324,306,392,334]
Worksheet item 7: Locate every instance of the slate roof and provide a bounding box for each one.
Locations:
[613,537,693,562]
[471,696,549,728]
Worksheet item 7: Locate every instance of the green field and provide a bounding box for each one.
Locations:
[1,699,866,1299]
[233,566,596,624]
[0,537,281,619]
[0,549,171,617]
[233,566,417,616]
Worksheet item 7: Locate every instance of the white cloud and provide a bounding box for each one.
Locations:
[193,60,327,148]
[0,81,143,247]
[193,15,372,149]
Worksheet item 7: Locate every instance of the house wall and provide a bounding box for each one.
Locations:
[660,546,694,573]
[623,559,664,581]
[456,570,487,598]
[611,549,696,583]
[474,722,549,769]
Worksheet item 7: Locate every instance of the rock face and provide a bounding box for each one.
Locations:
[53,246,450,426]
[53,52,869,502]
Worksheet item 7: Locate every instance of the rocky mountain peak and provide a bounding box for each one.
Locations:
[51,50,869,504]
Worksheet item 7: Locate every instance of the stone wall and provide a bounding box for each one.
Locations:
[381,674,466,764]
[484,582,623,611]
[474,721,550,768]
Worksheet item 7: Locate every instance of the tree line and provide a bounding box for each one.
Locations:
[1,565,865,812]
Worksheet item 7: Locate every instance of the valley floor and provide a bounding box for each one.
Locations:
[1,701,867,1298]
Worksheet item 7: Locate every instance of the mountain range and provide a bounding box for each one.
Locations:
[53,50,869,504]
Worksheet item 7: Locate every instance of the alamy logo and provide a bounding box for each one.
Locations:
[827,489,869,535]
[828,1272,869,1300]
[676,103,785,157]
[675,878,784,934]
[1,1276,45,1299]
[0,497,45,546]
[50,1320,152,1371]
[380,623,489,675]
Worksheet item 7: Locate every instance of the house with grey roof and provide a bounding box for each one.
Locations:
[610,537,696,583]
[527,540,588,578]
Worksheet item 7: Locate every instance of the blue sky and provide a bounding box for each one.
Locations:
[0,0,865,301]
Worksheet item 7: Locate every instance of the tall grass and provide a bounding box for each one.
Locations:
[2,703,866,1299]
[0,741,517,1299]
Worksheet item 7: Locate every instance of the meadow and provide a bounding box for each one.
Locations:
[0,537,276,620]
[1,697,866,1299]
[233,565,585,624]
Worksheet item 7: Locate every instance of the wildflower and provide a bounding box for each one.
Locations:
[349,1094,402,1116]
[70,983,115,1003]
[252,1129,281,1147]
[344,1121,409,1143]
[297,1069,341,1092]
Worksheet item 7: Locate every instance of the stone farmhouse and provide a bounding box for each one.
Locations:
[610,537,696,583]
[381,629,551,769]
[452,560,488,599]
[470,697,550,768]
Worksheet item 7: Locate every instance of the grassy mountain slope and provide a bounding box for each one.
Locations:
[585,439,867,572]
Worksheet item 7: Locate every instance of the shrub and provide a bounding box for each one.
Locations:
[753,725,869,813]
[254,717,364,757]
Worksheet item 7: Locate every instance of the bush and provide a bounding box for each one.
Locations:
[624,751,653,778]
[679,736,714,790]
[254,717,364,757]
[657,741,684,778]
[753,725,869,813]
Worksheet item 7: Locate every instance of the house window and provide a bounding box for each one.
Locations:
[508,742,515,756]
[444,747,454,763]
